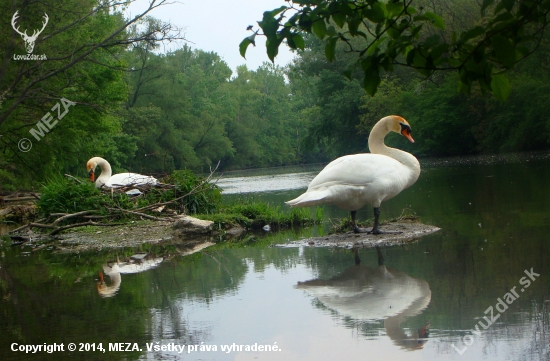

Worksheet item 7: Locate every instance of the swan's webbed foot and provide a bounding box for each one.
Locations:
[353,225,370,234]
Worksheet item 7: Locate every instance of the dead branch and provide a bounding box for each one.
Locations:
[28,222,56,229]
[107,208,173,222]
[49,220,122,236]
[52,210,93,224]
[9,223,31,233]
[82,215,111,219]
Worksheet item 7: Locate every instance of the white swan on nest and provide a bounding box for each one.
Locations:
[286,115,420,234]
[86,156,158,189]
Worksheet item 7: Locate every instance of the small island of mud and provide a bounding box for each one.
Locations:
[277,221,440,249]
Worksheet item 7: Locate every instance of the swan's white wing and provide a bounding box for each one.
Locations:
[106,172,158,187]
[287,154,411,210]
[309,154,403,188]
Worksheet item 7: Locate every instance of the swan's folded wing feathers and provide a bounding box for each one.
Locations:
[107,173,158,187]
[285,188,332,207]
[308,154,402,189]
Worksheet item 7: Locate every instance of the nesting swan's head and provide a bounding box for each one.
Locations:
[383,115,415,143]
[86,157,102,182]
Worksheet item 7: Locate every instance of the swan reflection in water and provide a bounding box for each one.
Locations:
[97,254,163,298]
[296,247,431,350]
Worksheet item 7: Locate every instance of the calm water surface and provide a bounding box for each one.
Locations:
[1,153,549,361]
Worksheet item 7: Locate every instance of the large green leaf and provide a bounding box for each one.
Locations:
[415,12,445,30]
[423,12,446,30]
[266,35,283,62]
[268,6,287,17]
[386,2,404,17]
[460,26,485,41]
[364,3,386,23]
[332,12,346,28]
[239,38,252,59]
[259,11,279,35]
[292,34,305,50]
[312,19,327,39]
[491,73,511,101]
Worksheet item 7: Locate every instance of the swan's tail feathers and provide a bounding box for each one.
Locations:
[286,189,330,208]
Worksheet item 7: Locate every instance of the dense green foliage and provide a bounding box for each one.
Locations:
[288,34,550,161]
[38,177,108,216]
[244,0,550,100]
[1,0,550,191]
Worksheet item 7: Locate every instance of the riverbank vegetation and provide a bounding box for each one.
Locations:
[197,198,323,231]
[1,0,550,190]
[7,171,321,237]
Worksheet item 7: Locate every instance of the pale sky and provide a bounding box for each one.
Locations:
[126,0,296,73]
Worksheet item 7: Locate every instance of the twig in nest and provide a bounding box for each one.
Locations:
[64,174,83,184]
[135,161,221,213]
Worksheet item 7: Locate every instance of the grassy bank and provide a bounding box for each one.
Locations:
[22,171,321,237]
[196,198,323,230]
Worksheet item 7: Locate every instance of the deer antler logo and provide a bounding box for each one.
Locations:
[11,11,49,54]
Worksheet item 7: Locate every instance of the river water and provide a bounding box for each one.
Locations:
[1,152,549,361]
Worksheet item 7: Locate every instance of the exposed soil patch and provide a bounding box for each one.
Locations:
[30,220,216,253]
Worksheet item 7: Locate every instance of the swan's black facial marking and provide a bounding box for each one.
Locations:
[399,122,415,143]
[400,122,412,135]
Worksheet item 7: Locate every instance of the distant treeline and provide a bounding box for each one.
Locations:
[1,0,549,189]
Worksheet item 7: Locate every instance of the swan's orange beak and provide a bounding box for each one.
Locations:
[401,129,415,143]
[89,170,95,182]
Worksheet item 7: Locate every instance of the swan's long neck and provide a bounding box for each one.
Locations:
[368,119,420,173]
[94,157,112,185]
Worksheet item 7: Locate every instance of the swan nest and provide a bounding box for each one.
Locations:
[276,221,440,249]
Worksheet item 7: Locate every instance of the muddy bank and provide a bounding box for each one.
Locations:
[55,221,174,251]
[276,221,440,249]
[22,220,217,253]
[6,218,439,253]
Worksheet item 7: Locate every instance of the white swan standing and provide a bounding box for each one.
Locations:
[286,115,420,234]
[86,157,158,188]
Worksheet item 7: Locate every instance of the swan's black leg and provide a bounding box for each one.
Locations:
[351,210,369,233]
[369,207,402,234]
[371,207,382,234]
